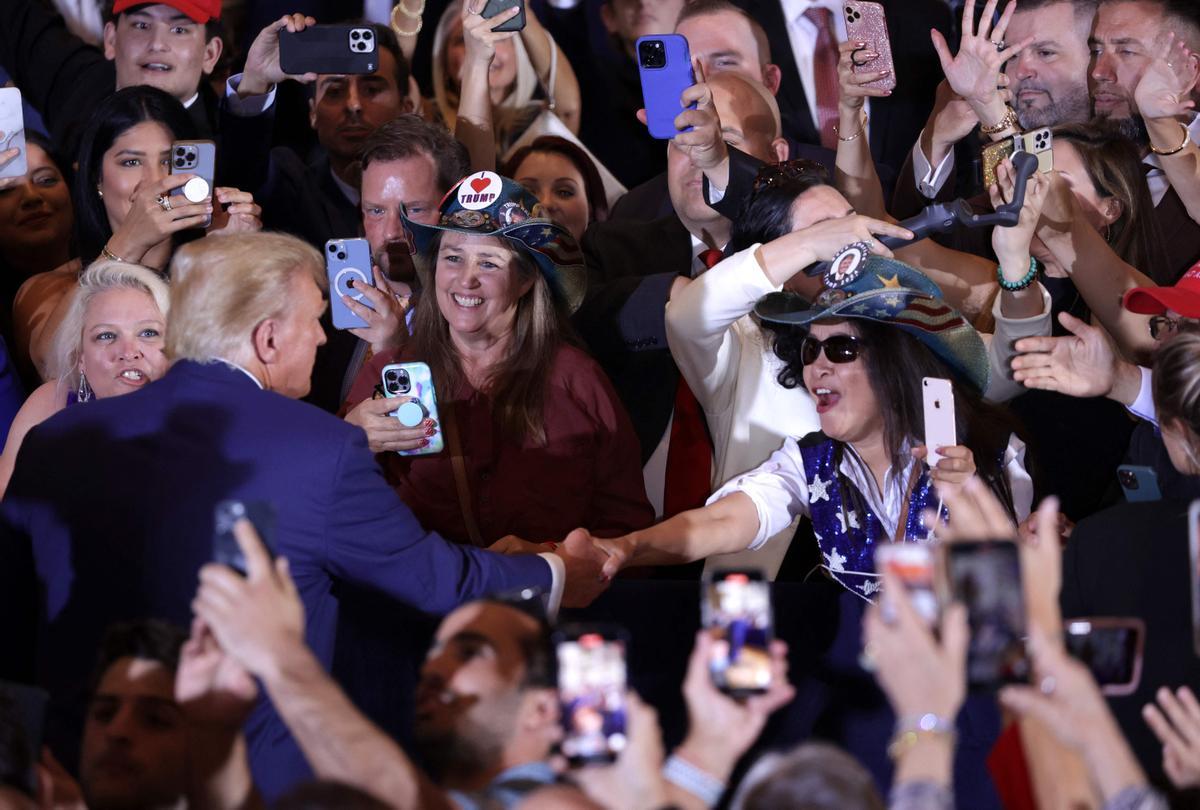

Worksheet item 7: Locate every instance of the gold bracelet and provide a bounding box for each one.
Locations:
[887,728,957,761]
[391,4,423,35]
[979,105,1019,136]
[834,111,869,142]
[398,0,425,16]
[100,243,126,263]
[1150,121,1192,156]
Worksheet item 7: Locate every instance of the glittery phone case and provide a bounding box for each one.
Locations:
[382,362,444,456]
[844,2,896,91]
[981,138,1016,188]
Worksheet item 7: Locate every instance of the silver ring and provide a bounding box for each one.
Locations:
[1039,675,1057,696]
[155,194,173,213]
[992,40,1006,51]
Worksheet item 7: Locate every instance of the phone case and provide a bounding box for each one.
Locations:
[875,544,938,625]
[481,0,526,32]
[845,2,896,91]
[279,26,378,75]
[1118,464,1161,502]
[922,377,957,469]
[326,238,375,330]
[947,540,1030,687]
[1063,617,1144,696]
[382,362,444,456]
[0,87,28,179]
[169,140,215,227]
[213,500,277,576]
[981,138,1016,188]
[1190,501,1200,657]
[1016,127,1054,174]
[636,34,695,140]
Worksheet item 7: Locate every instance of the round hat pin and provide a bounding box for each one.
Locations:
[457,171,503,211]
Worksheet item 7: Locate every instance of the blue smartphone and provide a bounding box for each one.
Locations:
[213,499,276,577]
[635,34,695,140]
[381,361,443,455]
[169,140,215,228]
[326,238,375,330]
[1118,464,1161,502]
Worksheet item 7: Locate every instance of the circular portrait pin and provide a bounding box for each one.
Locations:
[825,242,868,289]
[497,201,529,226]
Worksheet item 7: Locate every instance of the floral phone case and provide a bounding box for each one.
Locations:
[381,361,443,456]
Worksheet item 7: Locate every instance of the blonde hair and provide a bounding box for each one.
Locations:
[50,259,171,390]
[431,0,538,137]
[165,232,326,363]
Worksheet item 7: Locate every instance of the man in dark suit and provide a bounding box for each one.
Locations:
[0,231,603,800]
[0,0,224,163]
[734,0,952,176]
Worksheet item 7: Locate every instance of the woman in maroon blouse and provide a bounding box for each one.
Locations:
[344,173,653,546]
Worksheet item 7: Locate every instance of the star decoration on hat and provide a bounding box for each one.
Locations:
[879,274,902,288]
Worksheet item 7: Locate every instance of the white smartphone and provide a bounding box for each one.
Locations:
[1189,500,1200,656]
[922,377,957,469]
[1015,127,1053,175]
[0,87,27,179]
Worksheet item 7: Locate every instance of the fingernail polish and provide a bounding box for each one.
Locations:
[425,425,437,437]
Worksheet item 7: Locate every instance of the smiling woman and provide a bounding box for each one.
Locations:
[0,260,171,497]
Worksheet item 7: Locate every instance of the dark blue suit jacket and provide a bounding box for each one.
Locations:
[0,360,551,797]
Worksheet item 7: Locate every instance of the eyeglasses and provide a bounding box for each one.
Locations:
[752,159,828,194]
[1150,315,1181,340]
[800,334,863,365]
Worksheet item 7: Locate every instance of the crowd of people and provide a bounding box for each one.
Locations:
[1,0,1200,806]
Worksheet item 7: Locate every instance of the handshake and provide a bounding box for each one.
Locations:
[489,528,636,609]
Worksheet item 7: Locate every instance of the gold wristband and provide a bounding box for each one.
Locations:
[979,105,1019,136]
[887,728,957,761]
[834,111,869,142]
[1150,121,1191,156]
[100,243,126,263]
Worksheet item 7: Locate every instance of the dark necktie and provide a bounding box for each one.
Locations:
[804,6,841,150]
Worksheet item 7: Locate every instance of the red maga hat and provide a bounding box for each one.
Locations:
[1123,262,1200,318]
[111,0,221,23]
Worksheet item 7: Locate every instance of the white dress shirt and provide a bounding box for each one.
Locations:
[780,0,870,139]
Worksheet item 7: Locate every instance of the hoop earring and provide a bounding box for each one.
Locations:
[77,373,93,403]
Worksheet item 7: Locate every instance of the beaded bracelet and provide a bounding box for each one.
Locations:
[997,256,1039,292]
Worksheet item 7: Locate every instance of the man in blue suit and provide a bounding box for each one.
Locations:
[0,231,605,799]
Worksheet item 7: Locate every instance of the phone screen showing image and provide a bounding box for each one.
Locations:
[947,541,1030,688]
[556,628,627,765]
[1064,619,1143,694]
[703,569,773,695]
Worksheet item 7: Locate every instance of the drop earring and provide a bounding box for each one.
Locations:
[96,183,104,199]
[76,372,92,403]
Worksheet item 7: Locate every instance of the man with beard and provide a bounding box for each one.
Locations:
[1091,0,1200,281]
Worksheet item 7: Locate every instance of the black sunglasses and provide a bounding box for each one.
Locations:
[1149,315,1181,340]
[800,334,863,365]
[752,159,828,194]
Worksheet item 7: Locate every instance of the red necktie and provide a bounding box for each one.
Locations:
[663,248,722,517]
[804,7,841,150]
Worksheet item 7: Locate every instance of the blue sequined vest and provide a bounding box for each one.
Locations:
[798,434,942,601]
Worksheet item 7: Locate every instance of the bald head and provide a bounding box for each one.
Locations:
[709,72,787,163]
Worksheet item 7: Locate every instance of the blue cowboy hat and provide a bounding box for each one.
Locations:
[402,171,586,312]
[755,256,989,394]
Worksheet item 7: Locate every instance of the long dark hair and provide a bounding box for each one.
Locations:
[766,318,1018,519]
[503,136,610,224]
[73,86,196,262]
[408,231,578,445]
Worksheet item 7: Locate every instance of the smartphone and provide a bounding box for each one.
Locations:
[981,139,1016,188]
[1016,127,1054,175]
[1189,500,1200,656]
[922,377,957,469]
[702,569,773,696]
[1063,617,1144,696]
[0,87,27,179]
[946,540,1031,688]
[635,34,695,140]
[279,25,378,75]
[481,0,526,32]
[326,238,376,330]
[875,543,939,626]
[554,624,629,766]
[844,1,896,91]
[0,681,48,796]
[169,140,215,227]
[1118,464,1161,502]
[213,499,277,576]
[381,361,444,455]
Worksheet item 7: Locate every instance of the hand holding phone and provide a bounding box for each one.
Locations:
[213,500,277,576]
[279,25,378,75]
[945,539,1031,688]
[702,569,774,696]
[636,35,696,139]
[555,624,629,765]
[327,238,377,330]
[922,377,957,469]
[481,0,526,32]
[0,88,27,180]
[875,543,938,626]
[845,1,897,91]
[1063,617,1144,696]
[170,141,215,228]
[381,362,443,455]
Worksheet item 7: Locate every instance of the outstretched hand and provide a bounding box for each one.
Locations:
[1010,311,1119,398]
[556,528,613,608]
[1144,686,1200,789]
[931,0,1030,112]
[1134,31,1199,121]
[240,13,319,96]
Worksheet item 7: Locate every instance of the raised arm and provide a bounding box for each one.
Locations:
[519,8,580,133]
[1135,32,1200,226]
[454,0,521,171]
[833,40,892,218]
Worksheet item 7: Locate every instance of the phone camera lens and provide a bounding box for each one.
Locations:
[638,40,667,69]
[362,30,373,39]
[328,244,338,252]
[337,251,346,260]
[174,158,185,167]
[351,30,360,39]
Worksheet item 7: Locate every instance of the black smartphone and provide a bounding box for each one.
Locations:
[0,681,49,797]
[481,0,526,32]
[279,25,378,75]
[1064,618,1145,696]
[702,569,773,696]
[213,500,277,576]
[946,540,1031,688]
[554,624,628,766]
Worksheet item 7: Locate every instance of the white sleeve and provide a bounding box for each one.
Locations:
[666,246,779,416]
[1004,435,1035,523]
[705,180,727,205]
[707,437,811,550]
[1127,366,1157,425]
[984,283,1053,403]
[537,553,565,622]
[224,73,278,117]
[911,131,956,200]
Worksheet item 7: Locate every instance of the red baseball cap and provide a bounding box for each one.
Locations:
[111,0,221,24]
[1123,262,1200,318]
